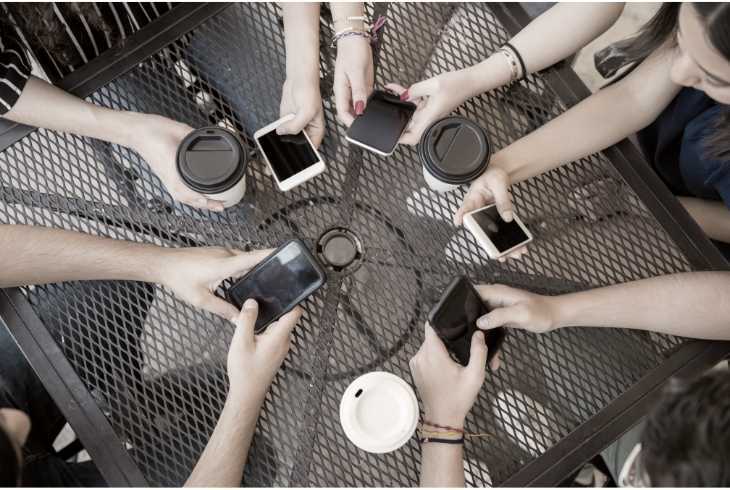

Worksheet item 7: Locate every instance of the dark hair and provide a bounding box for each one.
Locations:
[595,3,730,161]
[641,370,730,486]
[0,425,20,487]
[0,3,113,66]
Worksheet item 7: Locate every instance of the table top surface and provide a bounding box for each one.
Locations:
[0,2,726,487]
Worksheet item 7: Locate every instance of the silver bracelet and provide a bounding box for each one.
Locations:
[499,47,520,82]
[331,30,371,47]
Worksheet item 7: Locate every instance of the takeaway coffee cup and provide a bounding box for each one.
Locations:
[419,116,491,193]
[339,371,419,453]
[176,127,248,208]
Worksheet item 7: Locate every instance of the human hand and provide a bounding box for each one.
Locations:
[475,284,558,334]
[278,74,325,148]
[409,324,488,427]
[334,36,374,127]
[385,69,476,145]
[158,246,272,321]
[226,299,302,403]
[455,166,527,261]
[130,114,225,212]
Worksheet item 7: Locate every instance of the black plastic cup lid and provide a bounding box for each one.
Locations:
[419,116,490,185]
[176,127,247,194]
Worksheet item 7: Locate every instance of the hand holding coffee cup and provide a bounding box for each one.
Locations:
[176,127,248,209]
[419,116,491,193]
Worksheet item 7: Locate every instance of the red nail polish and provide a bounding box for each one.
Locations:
[400,89,410,101]
[354,100,364,115]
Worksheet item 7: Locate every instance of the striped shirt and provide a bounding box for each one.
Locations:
[0,35,30,114]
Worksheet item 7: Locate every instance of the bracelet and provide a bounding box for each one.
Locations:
[499,47,520,82]
[331,30,371,47]
[504,42,527,81]
[421,420,464,433]
[419,436,465,445]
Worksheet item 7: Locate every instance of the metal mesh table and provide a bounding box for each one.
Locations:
[1,3,728,487]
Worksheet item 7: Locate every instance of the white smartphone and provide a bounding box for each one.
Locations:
[254,114,325,191]
[463,204,533,259]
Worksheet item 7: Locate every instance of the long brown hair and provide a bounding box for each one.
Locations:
[595,3,730,162]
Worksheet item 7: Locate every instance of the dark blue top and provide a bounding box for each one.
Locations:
[637,87,730,259]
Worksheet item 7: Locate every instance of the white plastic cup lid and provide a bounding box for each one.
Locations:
[339,371,419,453]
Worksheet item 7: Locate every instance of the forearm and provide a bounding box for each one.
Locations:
[330,2,365,33]
[3,77,137,147]
[282,3,321,80]
[0,225,165,287]
[461,3,624,96]
[552,272,730,340]
[491,49,679,184]
[420,444,464,487]
[679,196,730,243]
[185,394,263,487]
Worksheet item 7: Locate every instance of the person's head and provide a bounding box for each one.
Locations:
[596,3,730,161]
[0,408,31,486]
[672,3,730,104]
[638,370,730,486]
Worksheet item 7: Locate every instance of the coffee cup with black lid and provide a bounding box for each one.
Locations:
[418,116,491,193]
[176,127,248,208]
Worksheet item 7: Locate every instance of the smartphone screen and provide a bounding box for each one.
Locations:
[471,206,529,253]
[429,276,505,365]
[347,90,416,155]
[256,129,319,182]
[227,240,325,332]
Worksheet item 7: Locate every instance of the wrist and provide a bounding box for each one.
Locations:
[227,385,266,409]
[550,294,577,329]
[423,408,466,429]
[466,54,512,96]
[93,106,139,148]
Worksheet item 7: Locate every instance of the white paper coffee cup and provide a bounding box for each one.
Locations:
[339,371,419,453]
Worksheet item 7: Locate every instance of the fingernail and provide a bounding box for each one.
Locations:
[475,331,485,341]
[276,127,287,135]
[400,89,410,101]
[354,100,364,115]
[503,211,514,222]
[196,197,207,205]
[243,299,257,310]
[477,317,488,329]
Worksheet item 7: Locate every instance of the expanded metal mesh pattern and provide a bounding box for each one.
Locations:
[0,3,692,486]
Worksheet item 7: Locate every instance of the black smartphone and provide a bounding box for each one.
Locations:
[428,275,506,366]
[346,89,417,156]
[226,239,327,333]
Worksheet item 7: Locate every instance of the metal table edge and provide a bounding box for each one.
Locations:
[0,287,148,486]
[492,3,730,486]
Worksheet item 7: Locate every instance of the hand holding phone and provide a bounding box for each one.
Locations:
[463,204,532,260]
[226,239,327,333]
[428,275,506,366]
[254,115,325,191]
[346,90,417,156]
